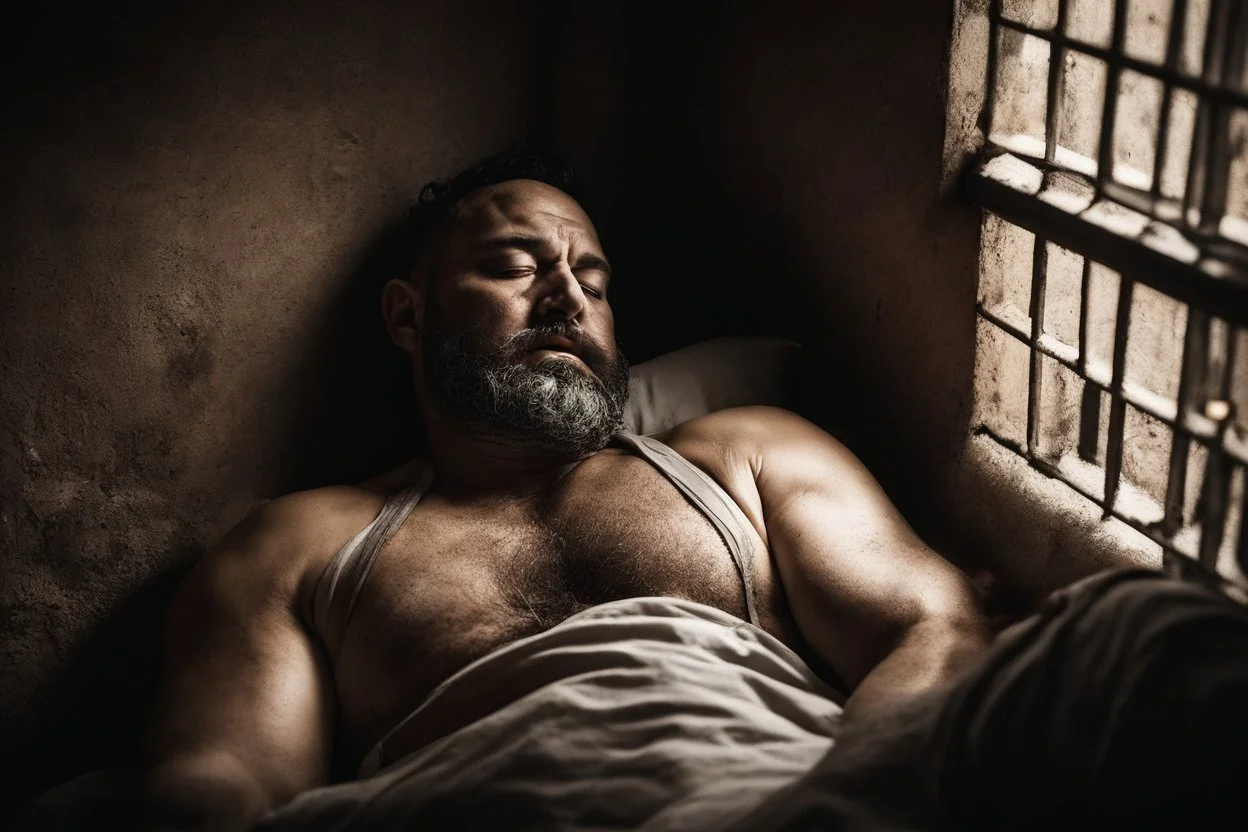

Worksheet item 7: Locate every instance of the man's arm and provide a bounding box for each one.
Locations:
[696,407,990,722]
[138,495,336,831]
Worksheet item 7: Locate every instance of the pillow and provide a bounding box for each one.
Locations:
[624,337,802,435]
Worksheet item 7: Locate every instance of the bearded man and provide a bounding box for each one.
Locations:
[137,153,991,831]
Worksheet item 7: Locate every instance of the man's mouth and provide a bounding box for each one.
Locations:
[529,334,580,356]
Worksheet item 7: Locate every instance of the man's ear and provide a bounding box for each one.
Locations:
[381,278,424,353]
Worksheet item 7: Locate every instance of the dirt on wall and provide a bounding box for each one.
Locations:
[0,0,545,809]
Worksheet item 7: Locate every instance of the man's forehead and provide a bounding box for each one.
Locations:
[453,180,600,244]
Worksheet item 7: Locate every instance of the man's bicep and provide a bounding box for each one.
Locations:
[753,410,982,689]
[144,506,335,814]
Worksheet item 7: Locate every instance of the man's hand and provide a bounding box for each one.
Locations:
[138,494,337,831]
[680,407,989,722]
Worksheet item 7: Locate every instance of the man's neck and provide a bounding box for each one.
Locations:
[422,416,598,499]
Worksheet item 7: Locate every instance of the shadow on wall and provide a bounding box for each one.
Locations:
[279,218,423,493]
[1,559,190,818]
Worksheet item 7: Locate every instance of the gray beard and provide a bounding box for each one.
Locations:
[424,320,630,457]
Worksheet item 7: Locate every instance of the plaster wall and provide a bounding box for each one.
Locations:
[0,0,543,807]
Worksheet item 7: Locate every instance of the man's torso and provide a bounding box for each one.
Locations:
[284,424,807,769]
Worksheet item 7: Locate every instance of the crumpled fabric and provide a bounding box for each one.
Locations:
[254,596,842,832]
[729,568,1248,831]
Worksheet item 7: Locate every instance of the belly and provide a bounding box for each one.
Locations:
[329,464,757,767]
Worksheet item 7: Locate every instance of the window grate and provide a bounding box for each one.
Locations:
[970,0,1248,593]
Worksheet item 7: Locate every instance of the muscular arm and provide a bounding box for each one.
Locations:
[699,407,990,723]
[138,496,336,831]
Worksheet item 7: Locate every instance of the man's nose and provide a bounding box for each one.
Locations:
[533,263,586,321]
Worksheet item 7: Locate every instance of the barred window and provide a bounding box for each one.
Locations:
[968,0,1248,594]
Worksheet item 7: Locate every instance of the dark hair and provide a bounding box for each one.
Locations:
[405,149,579,278]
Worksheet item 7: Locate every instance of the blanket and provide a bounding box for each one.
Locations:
[727,568,1248,831]
[255,597,843,831]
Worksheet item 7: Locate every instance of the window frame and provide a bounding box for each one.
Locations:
[967,0,1248,593]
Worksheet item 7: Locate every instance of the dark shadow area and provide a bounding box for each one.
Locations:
[554,3,797,368]
[279,218,424,492]
[0,554,192,820]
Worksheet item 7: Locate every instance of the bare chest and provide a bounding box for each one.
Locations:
[330,453,771,759]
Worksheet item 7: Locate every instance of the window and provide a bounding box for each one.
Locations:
[968,0,1248,593]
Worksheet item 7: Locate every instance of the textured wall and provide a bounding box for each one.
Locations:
[0,0,543,808]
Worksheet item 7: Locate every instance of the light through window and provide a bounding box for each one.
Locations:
[969,0,1248,593]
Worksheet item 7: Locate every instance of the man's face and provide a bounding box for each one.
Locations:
[418,179,629,455]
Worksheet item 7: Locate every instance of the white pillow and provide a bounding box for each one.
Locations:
[624,337,802,435]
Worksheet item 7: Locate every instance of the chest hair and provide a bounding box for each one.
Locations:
[490,492,744,639]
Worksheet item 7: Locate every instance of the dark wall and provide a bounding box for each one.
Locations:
[0,0,545,809]
[544,1,982,524]
[536,3,798,366]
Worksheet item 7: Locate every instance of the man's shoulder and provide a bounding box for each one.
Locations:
[248,484,388,546]
[658,405,828,456]
[655,406,863,492]
[201,483,390,587]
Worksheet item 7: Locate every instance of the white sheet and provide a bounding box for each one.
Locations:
[256,597,842,831]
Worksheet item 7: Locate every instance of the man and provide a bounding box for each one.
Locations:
[138,152,990,831]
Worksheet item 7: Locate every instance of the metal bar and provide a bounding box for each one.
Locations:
[1044,0,1070,164]
[983,0,1003,136]
[1198,439,1231,569]
[1078,383,1102,462]
[978,303,1248,460]
[1209,317,1234,400]
[1077,257,1092,373]
[1096,0,1130,190]
[1183,97,1213,227]
[1100,178,1194,226]
[1220,321,1239,399]
[1162,309,1209,534]
[987,139,1247,243]
[1239,464,1248,575]
[1184,0,1230,228]
[1162,434,1193,535]
[976,426,1248,602]
[1202,327,1242,571]
[1103,277,1135,515]
[1152,0,1189,202]
[1027,236,1049,457]
[994,15,1248,110]
[967,159,1248,328]
[1077,257,1101,461]
[1198,1,1248,234]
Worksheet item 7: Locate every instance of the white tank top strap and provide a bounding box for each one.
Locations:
[311,463,435,655]
[612,432,763,627]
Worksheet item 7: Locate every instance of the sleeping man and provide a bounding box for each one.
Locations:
[136,152,996,831]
